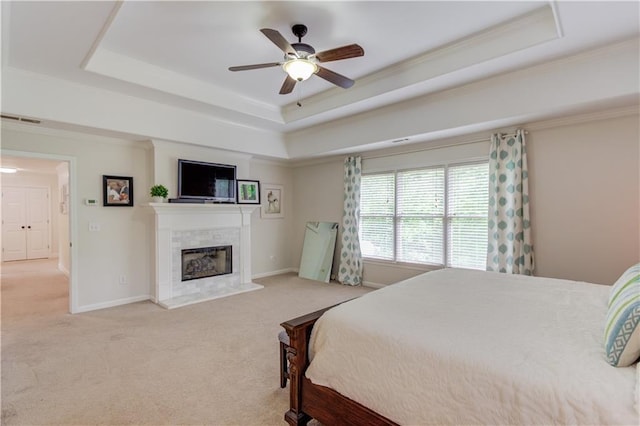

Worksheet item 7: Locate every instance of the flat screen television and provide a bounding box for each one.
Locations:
[177,159,236,203]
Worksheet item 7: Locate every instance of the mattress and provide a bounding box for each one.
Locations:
[306,268,639,425]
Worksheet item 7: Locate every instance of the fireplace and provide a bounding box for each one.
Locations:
[182,245,232,281]
[150,203,263,309]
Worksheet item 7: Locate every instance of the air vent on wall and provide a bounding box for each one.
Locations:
[1,114,41,124]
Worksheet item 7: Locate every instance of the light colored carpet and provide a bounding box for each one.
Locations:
[1,259,371,425]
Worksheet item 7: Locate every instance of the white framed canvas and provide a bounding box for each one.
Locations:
[261,184,284,218]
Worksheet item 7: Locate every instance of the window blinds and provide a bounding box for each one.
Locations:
[397,168,444,265]
[447,163,489,269]
[359,161,488,270]
[360,173,395,260]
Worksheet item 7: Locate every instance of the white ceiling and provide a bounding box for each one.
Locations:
[1,1,639,154]
[0,156,62,175]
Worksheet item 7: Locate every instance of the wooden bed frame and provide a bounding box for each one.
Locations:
[280,303,398,426]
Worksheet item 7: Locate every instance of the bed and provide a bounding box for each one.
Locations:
[281,268,639,425]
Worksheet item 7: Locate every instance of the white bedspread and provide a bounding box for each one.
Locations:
[306,268,639,425]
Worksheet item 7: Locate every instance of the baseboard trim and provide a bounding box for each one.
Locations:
[363,281,387,289]
[75,295,151,313]
[252,268,297,279]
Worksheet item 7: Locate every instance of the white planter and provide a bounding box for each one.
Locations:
[152,196,165,203]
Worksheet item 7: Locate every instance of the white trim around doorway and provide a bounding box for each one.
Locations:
[1,149,79,314]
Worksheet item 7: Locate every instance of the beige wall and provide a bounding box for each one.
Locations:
[1,126,152,311]
[291,112,640,286]
[0,125,297,312]
[249,160,295,276]
[527,114,639,284]
[292,160,345,275]
[1,109,636,311]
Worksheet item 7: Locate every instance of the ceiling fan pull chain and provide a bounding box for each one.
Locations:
[297,83,304,107]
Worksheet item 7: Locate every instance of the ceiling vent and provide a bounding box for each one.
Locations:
[1,114,41,124]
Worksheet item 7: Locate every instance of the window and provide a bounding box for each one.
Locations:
[359,161,488,270]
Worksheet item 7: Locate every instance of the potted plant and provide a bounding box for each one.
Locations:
[150,184,169,203]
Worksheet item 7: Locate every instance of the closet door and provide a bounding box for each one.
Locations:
[1,187,50,261]
[26,187,50,259]
[2,188,28,261]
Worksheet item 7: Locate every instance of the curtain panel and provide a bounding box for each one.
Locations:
[487,130,535,275]
[338,156,363,285]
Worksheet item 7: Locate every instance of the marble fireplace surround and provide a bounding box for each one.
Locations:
[149,203,262,309]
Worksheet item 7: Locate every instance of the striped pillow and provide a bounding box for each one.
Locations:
[604,263,640,367]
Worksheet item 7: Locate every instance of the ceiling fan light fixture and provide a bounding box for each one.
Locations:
[283,59,317,82]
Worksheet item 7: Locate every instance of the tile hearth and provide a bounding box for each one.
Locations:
[158,282,263,309]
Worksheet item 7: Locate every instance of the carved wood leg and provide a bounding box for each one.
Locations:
[282,304,345,425]
[283,329,311,426]
[280,341,288,388]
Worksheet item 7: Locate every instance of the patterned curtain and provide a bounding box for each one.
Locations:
[338,156,363,286]
[487,130,535,275]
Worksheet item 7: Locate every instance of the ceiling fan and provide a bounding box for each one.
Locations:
[228,24,364,95]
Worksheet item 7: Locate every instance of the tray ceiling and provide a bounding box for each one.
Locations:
[2,1,639,154]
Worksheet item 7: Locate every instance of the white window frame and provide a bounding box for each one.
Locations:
[359,159,488,268]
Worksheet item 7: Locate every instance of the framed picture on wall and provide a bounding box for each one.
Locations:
[237,179,260,204]
[103,175,134,207]
[261,184,284,218]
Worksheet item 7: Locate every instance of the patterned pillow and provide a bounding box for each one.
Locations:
[604,263,640,367]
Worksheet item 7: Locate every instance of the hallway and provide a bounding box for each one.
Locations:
[1,258,68,322]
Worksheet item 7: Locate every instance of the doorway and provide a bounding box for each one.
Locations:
[1,152,75,313]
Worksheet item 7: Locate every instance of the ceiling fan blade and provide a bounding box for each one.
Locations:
[228,62,281,72]
[315,66,355,89]
[260,28,298,58]
[279,75,297,95]
[315,44,364,62]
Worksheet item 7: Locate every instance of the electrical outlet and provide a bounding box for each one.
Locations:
[270,255,276,262]
[119,275,127,285]
[88,222,100,232]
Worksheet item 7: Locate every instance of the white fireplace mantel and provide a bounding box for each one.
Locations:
[148,202,259,214]
[148,203,262,309]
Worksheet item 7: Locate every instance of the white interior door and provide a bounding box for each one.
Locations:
[26,187,50,259]
[2,188,28,261]
[2,187,50,261]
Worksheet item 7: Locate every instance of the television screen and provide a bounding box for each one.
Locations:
[178,159,236,202]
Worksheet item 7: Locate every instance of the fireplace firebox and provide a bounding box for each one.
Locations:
[181,245,232,281]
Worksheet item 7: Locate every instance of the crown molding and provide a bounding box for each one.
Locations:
[249,156,294,168]
[289,102,639,168]
[525,104,639,132]
[84,48,284,125]
[0,119,144,148]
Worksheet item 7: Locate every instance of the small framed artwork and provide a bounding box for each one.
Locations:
[237,179,261,204]
[103,175,134,207]
[261,184,284,218]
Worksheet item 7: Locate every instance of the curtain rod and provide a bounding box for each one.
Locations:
[361,130,528,161]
